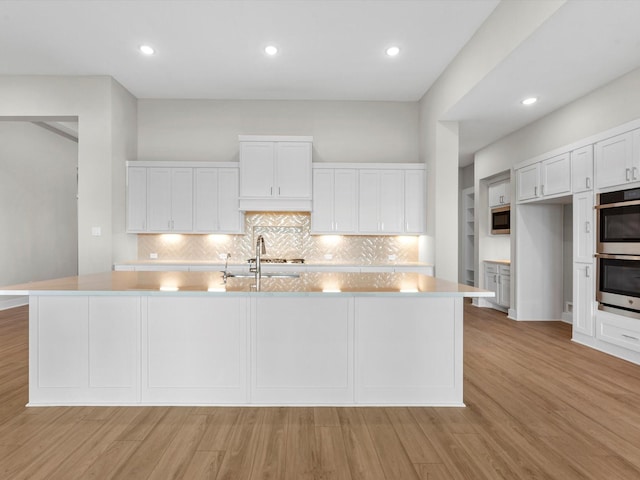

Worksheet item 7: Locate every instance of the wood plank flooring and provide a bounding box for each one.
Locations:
[1,303,640,478]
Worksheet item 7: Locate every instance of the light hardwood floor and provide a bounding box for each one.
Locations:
[1,303,640,479]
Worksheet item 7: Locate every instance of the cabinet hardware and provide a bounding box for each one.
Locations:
[381,222,385,231]
[494,274,498,283]
[168,220,171,229]
[634,167,639,181]
[279,187,281,195]
[626,168,631,181]
[270,186,273,195]
[586,266,590,278]
[622,334,639,341]
[585,221,590,233]
[541,184,545,195]
[586,177,591,189]
[534,186,537,196]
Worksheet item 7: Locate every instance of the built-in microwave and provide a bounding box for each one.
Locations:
[491,206,510,235]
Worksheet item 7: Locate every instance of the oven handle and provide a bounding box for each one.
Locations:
[596,199,640,209]
[595,253,640,261]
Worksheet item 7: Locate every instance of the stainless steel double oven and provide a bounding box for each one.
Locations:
[596,187,640,318]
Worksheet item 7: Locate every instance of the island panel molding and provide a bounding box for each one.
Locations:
[12,271,492,406]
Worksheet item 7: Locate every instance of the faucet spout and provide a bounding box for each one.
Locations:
[254,235,266,289]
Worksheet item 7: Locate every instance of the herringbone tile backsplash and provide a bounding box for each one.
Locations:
[137,213,419,264]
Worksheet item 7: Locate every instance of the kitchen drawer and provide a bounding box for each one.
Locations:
[596,310,640,353]
[485,263,498,274]
[499,265,510,275]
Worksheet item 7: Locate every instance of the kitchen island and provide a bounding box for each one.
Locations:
[0,271,491,407]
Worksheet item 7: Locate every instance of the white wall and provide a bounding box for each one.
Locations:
[0,122,78,301]
[137,100,419,164]
[0,75,137,274]
[419,0,563,282]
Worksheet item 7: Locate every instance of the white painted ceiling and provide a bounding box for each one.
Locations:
[2,0,640,166]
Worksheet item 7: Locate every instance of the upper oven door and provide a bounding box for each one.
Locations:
[597,200,640,254]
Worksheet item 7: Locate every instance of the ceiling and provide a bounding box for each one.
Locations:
[2,1,640,166]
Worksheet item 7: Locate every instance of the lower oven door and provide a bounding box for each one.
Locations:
[597,254,640,316]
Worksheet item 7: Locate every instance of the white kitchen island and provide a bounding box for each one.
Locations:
[0,271,491,407]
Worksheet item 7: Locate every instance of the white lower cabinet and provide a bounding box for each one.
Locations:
[572,262,595,337]
[484,262,510,310]
[596,309,640,354]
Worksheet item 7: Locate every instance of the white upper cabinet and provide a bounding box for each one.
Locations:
[127,167,147,232]
[126,162,242,234]
[147,167,193,232]
[488,180,510,207]
[540,153,571,197]
[571,145,593,193]
[312,164,424,235]
[311,168,357,234]
[194,167,244,234]
[594,130,639,189]
[359,169,404,234]
[239,136,312,211]
[404,169,425,233]
[516,163,540,202]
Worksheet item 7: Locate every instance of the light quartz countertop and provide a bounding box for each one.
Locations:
[0,271,492,298]
[484,259,511,266]
[114,260,434,268]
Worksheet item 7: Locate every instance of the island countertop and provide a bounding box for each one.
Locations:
[0,271,493,298]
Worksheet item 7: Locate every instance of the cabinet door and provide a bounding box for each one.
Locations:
[541,153,571,197]
[127,167,147,232]
[595,131,634,189]
[571,145,593,193]
[194,168,218,232]
[275,142,312,198]
[147,168,172,231]
[333,169,358,233]
[516,164,540,202]
[217,168,243,233]
[404,169,425,233]
[488,181,505,207]
[379,170,404,233]
[358,170,381,233]
[573,191,595,264]
[311,169,335,232]
[573,262,595,337]
[498,274,510,308]
[485,270,498,300]
[170,168,194,231]
[240,142,275,197]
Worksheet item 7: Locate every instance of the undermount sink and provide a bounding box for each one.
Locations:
[223,272,300,279]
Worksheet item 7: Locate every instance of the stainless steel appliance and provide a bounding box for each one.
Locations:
[491,206,510,235]
[596,186,640,318]
[596,187,640,254]
[596,253,640,319]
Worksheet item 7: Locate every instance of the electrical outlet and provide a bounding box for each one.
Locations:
[150,253,158,259]
[218,253,228,260]
[324,253,333,260]
[388,254,397,261]
[91,226,101,236]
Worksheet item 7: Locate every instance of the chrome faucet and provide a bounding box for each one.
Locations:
[221,253,231,283]
[251,235,267,289]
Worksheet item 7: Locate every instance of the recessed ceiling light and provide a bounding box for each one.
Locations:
[521,97,538,105]
[386,46,400,57]
[139,45,155,55]
[265,45,278,56]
